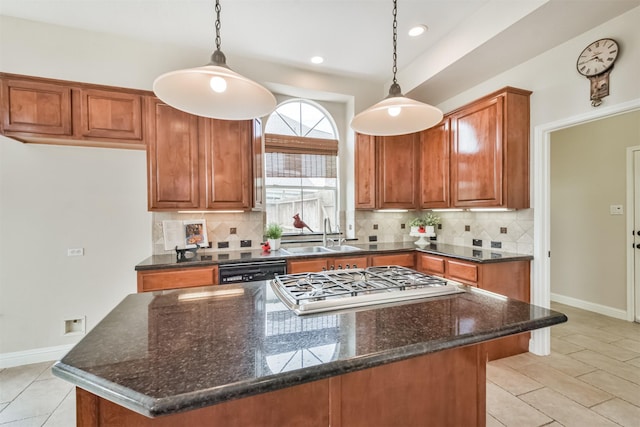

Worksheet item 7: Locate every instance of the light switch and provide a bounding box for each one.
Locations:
[609,205,623,215]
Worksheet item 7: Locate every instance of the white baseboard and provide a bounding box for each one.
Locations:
[551,293,628,320]
[0,344,74,369]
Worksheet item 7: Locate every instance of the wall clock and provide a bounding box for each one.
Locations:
[576,38,619,107]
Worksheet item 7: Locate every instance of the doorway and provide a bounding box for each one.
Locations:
[630,147,640,322]
[531,99,640,355]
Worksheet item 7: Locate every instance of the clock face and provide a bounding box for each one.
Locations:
[577,38,619,77]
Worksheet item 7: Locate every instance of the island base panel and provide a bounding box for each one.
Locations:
[76,344,486,427]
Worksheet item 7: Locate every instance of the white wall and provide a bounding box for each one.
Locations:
[0,140,151,362]
[0,15,380,364]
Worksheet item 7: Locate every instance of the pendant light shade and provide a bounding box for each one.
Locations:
[153,1,276,120]
[350,0,443,136]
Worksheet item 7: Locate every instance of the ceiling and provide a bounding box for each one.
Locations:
[1,0,638,104]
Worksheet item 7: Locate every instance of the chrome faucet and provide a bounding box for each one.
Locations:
[323,218,333,247]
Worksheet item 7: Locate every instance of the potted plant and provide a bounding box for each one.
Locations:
[265,223,283,250]
[409,217,428,234]
[423,212,441,236]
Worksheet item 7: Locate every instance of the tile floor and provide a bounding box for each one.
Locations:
[0,302,638,426]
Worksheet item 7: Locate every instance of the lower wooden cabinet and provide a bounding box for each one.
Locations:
[417,252,531,360]
[137,266,218,292]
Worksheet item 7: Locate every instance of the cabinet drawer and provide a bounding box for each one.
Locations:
[371,252,415,268]
[418,254,445,275]
[447,260,478,284]
[287,259,329,273]
[137,266,218,292]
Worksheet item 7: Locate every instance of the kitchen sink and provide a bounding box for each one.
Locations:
[280,246,334,255]
[281,245,362,255]
[325,245,362,252]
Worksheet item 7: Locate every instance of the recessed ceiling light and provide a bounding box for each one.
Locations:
[310,56,324,64]
[408,25,428,37]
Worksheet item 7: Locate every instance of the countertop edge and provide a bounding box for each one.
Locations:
[135,245,533,271]
[55,308,566,418]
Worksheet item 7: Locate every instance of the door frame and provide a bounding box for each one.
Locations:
[627,145,640,322]
[531,98,640,355]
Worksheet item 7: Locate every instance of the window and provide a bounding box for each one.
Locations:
[264,100,339,234]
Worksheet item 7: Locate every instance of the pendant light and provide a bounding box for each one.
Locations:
[350,0,443,136]
[153,0,276,120]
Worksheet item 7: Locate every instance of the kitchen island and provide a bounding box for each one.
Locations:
[53,280,566,426]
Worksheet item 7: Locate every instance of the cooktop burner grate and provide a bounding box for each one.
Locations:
[271,266,462,314]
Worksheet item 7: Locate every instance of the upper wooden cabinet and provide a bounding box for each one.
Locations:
[79,88,143,141]
[252,119,265,211]
[1,77,72,136]
[0,73,146,149]
[419,119,450,209]
[147,98,200,210]
[419,86,531,209]
[355,132,419,209]
[450,87,531,209]
[147,97,257,212]
[354,133,376,209]
[356,87,530,210]
[202,118,252,210]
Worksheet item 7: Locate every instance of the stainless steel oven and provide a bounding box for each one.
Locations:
[218,260,287,284]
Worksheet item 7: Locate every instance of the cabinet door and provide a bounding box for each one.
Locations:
[450,96,503,207]
[1,77,72,135]
[377,133,419,209]
[420,120,450,208]
[147,98,200,210]
[252,119,264,210]
[79,88,143,141]
[203,119,252,210]
[446,260,478,286]
[355,133,376,209]
[417,254,445,275]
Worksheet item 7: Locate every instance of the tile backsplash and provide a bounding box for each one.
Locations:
[152,209,534,255]
[353,209,534,255]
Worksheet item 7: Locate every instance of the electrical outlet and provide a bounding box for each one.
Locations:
[465,225,471,232]
[609,205,623,215]
[67,248,84,257]
[63,317,86,336]
[240,240,251,248]
[472,239,482,247]
[500,227,508,234]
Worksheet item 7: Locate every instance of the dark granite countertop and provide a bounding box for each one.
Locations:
[53,281,566,418]
[135,242,532,271]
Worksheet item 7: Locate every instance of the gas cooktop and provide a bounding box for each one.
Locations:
[271,266,465,315]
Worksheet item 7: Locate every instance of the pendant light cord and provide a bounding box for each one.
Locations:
[215,0,222,51]
[392,0,398,85]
